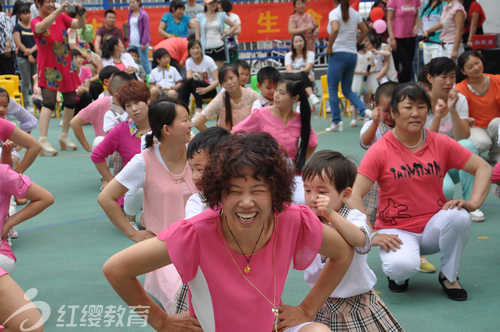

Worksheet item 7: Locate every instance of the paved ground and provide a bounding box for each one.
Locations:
[8,106,500,331]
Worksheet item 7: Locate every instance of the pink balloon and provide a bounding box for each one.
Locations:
[373,19,387,34]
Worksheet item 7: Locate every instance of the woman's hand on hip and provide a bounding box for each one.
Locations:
[129,229,156,243]
[372,233,403,253]
[161,313,202,332]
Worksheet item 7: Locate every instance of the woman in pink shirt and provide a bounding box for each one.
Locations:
[387,0,420,82]
[423,0,466,60]
[350,83,491,301]
[103,132,353,331]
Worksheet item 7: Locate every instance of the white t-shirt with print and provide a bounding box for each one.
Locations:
[186,55,218,84]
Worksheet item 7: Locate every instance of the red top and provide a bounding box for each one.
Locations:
[464,1,485,34]
[31,14,80,93]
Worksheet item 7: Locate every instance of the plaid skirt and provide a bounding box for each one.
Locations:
[315,289,404,332]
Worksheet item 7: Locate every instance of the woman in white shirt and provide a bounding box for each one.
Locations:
[283,34,320,106]
[101,37,140,80]
[325,0,369,133]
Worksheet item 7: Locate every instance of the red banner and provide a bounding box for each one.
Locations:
[85,0,360,46]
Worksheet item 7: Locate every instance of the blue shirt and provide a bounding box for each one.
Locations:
[161,13,191,38]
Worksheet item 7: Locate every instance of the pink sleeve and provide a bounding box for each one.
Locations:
[493,162,500,184]
[83,67,92,81]
[443,135,472,171]
[0,118,16,141]
[232,108,262,133]
[293,205,324,270]
[160,220,200,283]
[61,13,74,29]
[308,127,318,148]
[387,0,395,10]
[357,141,382,183]
[90,124,121,163]
[2,165,33,198]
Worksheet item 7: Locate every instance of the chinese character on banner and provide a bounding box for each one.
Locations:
[257,11,280,33]
[127,305,149,327]
[87,305,104,327]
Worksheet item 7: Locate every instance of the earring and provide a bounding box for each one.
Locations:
[218,208,223,216]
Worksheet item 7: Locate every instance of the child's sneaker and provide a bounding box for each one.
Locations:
[419,256,436,273]
[326,121,343,132]
[350,119,357,127]
[309,94,320,105]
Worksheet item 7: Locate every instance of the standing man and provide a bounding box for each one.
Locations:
[95,9,124,55]
[0,4,16,75]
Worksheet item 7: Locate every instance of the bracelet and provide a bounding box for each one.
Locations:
[370,231,379,241]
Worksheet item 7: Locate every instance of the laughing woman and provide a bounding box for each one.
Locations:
[104,132,353,331]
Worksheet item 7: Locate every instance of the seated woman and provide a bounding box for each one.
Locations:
[456,50,500,163]
[283,34,320,107]
[101,36,140,80]
[232,79,317,204]
[193,64,259,131]
[158,0,195,39]
[350,83,492,301]
[425,57,484,222]
[179,39,219,117]
[103,132,353,331]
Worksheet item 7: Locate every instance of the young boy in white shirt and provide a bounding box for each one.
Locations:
[149,48,182,101]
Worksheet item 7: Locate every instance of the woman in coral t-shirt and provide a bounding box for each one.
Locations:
[456,50,500,163]
[351,83,491,301]
[31,0,85,156]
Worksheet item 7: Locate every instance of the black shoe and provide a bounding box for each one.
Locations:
[387,277,409,292]
[438,272,467,301]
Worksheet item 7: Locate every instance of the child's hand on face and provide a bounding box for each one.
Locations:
[435,98,448,119]
[316,194,333,219]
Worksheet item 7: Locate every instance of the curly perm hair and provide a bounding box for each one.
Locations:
[198,132,295,214]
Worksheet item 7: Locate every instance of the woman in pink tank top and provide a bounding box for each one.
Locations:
[98,98,196,312]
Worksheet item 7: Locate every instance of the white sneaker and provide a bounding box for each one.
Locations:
[350,119,357,127]
[8,228,18,239]
[309,94,320,105]
[470,209,485,222]
[325,121,343,132]
[326,104,331,113]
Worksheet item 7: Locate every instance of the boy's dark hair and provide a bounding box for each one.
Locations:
[303,150,357,192]
[219,0,233,13]
[71,49,82,57]
[152,48,170,67]
[233,60,250,72]
[428,57,457,77]
[99,66,121,82]
[374,81,399,105]
[256,66,280,85]
[109,71,136,95]
[104,9,116,17]
[128,48,139,57]
[187,127,231,159]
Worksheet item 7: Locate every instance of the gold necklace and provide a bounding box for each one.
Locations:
[215,215,279,332]
[225,216,265,274]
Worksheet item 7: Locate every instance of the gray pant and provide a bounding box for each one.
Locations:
[469,117,500,161]
[17,57,36,107]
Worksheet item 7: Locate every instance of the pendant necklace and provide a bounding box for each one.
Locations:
[393,129,423,149]
[216,215,279,331]
[225,216,265,274]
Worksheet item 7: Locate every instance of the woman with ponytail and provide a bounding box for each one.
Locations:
[232,78,317,204]
[98,97,196,312]
[193,64,259,131]
[325,0,370,133]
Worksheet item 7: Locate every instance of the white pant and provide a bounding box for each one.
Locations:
[378,208,471,284]
[423,43,442,64]
[438,43,465,62]
[469,118,500,159]
[0,255,16,275]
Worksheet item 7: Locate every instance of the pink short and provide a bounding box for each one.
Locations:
[0,266,6,277]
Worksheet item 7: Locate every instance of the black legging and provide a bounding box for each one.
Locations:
[282,72,313,89]
[180,79,218,109]
[393,37,416,83]
[41,88,76,110]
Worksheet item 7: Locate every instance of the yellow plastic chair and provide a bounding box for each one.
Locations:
[0,80,23,107]
[189,97,214,120]
[318,75,351,119]
[33,92,62,118]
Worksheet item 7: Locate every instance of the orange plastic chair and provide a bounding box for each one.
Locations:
[189,97,214,120]
[0,80,23,106]
[318,75,351,119]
